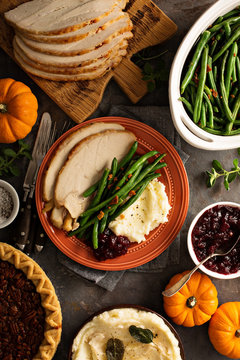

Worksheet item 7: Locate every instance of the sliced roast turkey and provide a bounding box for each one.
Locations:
[54,130,136,219]
[17,15,132,56]
[5,0,128,35]
[14,39,127,75]
[14,48,124,81]
[18,7,125,44]
[43,122,125,203]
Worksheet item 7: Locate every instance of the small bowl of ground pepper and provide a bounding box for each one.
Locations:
[0,180,19,229]
[187,201,240,279]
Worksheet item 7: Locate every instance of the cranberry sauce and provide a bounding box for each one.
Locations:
[192,205,240,274]
[93,228,130,261]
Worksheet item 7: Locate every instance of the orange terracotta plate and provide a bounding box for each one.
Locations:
[35,117,189,270]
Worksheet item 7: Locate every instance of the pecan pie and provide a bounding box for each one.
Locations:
[0,242,62,360]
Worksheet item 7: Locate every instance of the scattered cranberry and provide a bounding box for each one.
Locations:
[93,228,130,261]
[192,205,240,275]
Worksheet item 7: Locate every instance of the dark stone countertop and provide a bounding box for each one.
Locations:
[0,1,239,359]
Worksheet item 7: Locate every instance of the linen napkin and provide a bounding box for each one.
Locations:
[57,105,189,291]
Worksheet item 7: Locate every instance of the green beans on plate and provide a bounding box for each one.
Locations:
[180,6,240,136]
[68,142,167,249]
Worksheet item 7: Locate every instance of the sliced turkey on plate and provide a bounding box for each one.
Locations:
[43,122,125,203]
[54,129,136,219]
[14,33,132,67]
[5,0,128,35]
[18,7,125,44]
[17,14,132,56]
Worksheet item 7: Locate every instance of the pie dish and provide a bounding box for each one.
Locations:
[35,116,189,270]
[0,242,62,360]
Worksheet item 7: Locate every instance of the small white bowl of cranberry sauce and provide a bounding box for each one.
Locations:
[187,202,240,279]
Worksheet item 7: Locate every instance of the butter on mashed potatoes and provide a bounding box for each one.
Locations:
[71,308,181,360]
[109,179,171,243]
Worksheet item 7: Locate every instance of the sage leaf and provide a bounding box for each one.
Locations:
[3,148,17,157]
[129,325,153,344]
[106,338,124,360]
[22,151,32,160]
[9,165,20,177]
[233,158,239,169]
[144,62,153,75]
[228,172,237,183]
[224,175,229,191]
[212,160,223,171]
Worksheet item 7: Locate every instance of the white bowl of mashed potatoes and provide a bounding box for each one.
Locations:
[69,305,184,360]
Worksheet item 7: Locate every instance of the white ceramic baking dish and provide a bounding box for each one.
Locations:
[169,0,240,150]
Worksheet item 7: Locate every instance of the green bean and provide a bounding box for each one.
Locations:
[213,116,225,124]
[81,168,110,226]
[99,212,108,234]
[213,65,218,83]
[207,56,224,114]
[92,219,99,249]
[204,84,214,103]
[181,31,211,94]
[83,181,98,198]
[230,128,240,135]
[193,46,209,123]
[236,56,240,86]
[227,92,240,133]
[101,158,118,199]
[225,42,238,97]
[224,23,231,38]
[190,85,196,105]
[210,38,218,56]
[214,16,223,25]
[203,127,223,135]
[219,50,234,122]
[108,180,151,223]
[179,97,193,114]
[209,16,240,34]
[229,86,239,105]
[213,27,240,62]
[69,217,96,237]
[117,141,138,171]
[80,165,143,218]
[200,102,207,128]
[113,150,158,191]
[203,91,214,128]
[151,162,167,172]
[108,199,124,216]
[221,9,240,20]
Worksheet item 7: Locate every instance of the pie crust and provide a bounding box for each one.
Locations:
[0,242,62,360]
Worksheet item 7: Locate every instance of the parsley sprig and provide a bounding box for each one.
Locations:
[0,140,32,177]
[132,48,168,92]
[206,148,240,190]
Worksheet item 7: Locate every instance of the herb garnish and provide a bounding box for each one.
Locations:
[132,48,168,92]
[0,140,32,177]
[106,338,124,360]
[206,148,240,190]
[129,325,153,344]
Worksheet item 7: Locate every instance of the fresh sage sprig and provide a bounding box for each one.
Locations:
[206,148,240,190]
[129,325,154,344]
[106,338,124,360]
[132,49,168,92]
[0,140,32,177]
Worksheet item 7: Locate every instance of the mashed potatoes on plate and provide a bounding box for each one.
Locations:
[109,179,171,243]
[71,307,182,360]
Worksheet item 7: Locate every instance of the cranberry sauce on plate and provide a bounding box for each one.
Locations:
[192,205,240,274]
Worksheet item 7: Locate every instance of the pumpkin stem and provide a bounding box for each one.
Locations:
[186,296,197,308]
[0,103,7,113]
[235,330,240,338]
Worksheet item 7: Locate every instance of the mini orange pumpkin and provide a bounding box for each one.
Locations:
[0,78,38,143]
[163,271,218,327]
[209,302,240,359]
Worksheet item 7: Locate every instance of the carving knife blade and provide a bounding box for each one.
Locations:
[15,112,52,250]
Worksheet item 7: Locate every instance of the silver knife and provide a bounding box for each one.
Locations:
[15,112,52,250]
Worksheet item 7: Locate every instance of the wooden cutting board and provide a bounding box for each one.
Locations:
[0,0,177,123]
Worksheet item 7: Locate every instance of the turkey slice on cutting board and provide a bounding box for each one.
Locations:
[54,130,136,219]
[14,39,127,75]
[14,48,124,81]
[14,32,132,67]
[17,14,132,56]
[5,0,128,35]
[18,7,125,44]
